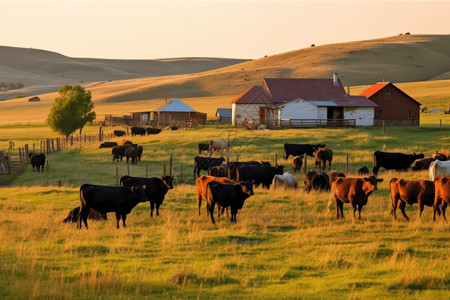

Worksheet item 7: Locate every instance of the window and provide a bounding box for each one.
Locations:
[408,111,412,119]
[385,88,390,100]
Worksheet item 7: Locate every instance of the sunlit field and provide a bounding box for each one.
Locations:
[0,125,449,298]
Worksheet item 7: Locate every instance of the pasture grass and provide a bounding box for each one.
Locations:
[0,125,449,298]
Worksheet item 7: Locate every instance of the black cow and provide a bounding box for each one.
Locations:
[198,143,209,155]
[358,166,370,175]
[99,142,118,148]
[304,170,330,192]
[120,175,174,217]
[78,184,147,229]
[146,128,162,135]
[236,165,284,189]
[63,206,107,223]
[208,165,228,178]
[227,161,272,180]
[28,153,45,172]
[136,145,143,161]
[114,130,126,137]
[206,180,254,224]
[411,157,436,171]
[112,144,137,162]
[193,156,225,178]
[125,147,138,164]
[373,151,424,175]
[131,126,146,136]
[283,143,325,159]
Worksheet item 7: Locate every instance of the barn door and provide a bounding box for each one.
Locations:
[259,107,266,122]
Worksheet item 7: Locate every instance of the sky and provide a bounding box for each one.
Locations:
[1,0,449,60]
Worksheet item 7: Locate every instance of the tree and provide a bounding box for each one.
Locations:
[47,85,96,137]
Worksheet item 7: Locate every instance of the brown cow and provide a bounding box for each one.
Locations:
[292,155,303,172]
[433,176,450,222]
[195,175,236,216]
[122,139,133,145]
[315,147,333,171]
[328,170,345,187]
[331,175,383,220]
[432,150,448,161]
[389,178,435,221]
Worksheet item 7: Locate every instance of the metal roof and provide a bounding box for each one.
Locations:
[216,108,232,118]
[231,85,272,104]
[359,82,390,98]
[154,98,197,112]
[309,100,338,107]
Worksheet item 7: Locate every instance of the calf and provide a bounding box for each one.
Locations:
[412,157,435,171]
[195,175,236,216]
[112,144,137,162]
[373,151,424,175]
[131,126,146,136]
[390,178,435,220]
[272,173,297,190]
[136,145,143,161]
[206,180,254,224]
[357,166,370,175]
[99,142,118,148]
[78,184,147,229]
[237,165,284,189]
[433,176,450,222]
[125,147,138,164]
[292,155,303,172]
[331,175,383,219]
[28,153,45,172]
[314,147,333,171]
[209,140,229,156]
[63,206,107,223]
[283,143,325,159]
[193,156,225,179]
[329,170,345,187]
[198,143,209,155]
[146,127,161,135]
[122,139,133,145]
[120,175,173,217]
[429,160,450,181]
[208,165,228,178]
[114,130,126,137]
[304,170,330,192]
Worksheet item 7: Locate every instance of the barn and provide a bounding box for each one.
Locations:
[215,108,232,124]
[359,82,421,125]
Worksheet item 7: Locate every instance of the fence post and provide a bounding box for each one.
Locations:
[163,164,166,176]
[19,148,22,164]
[25,144,29,162]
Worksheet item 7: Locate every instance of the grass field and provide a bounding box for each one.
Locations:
[0,125,449,299]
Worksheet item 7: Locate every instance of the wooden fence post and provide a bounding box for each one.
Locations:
[163,164,166,176]
[25,144,29,162]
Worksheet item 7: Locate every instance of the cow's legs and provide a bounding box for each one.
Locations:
[209,202,216,224]
[358,205,363,220]
[336,199,344,219]
[418,201,425,218]
[78,206,90,229]
[399,201,409,221]
[122,214,127,227]
[197,192,202,216]
[150,202,155,217]
[352,203,357,218]
[156,204,160,216]
[115,212,121,228]
[440,201,448,223]
[230,208,238,223]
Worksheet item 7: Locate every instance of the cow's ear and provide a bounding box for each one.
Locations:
[377,178,384,182]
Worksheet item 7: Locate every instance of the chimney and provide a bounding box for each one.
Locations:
[333,73,338,86]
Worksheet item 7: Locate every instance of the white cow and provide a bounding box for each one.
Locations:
[272,172,298,190]
[209,140,229,156]
[429,160,450,181]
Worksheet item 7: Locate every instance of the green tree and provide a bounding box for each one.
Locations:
[47,85,96,137]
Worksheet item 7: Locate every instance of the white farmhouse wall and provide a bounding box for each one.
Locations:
[280,100,318,119]
[344,107,374,126]
[317,107,327,120]
[232,103,260,125]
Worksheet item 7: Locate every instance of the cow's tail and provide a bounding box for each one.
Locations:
[389,178,397,216]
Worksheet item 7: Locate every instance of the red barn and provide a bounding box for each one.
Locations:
[360,82,421,126]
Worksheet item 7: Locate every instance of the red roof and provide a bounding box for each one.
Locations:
[231,85,272,104]
[359,82,390,98]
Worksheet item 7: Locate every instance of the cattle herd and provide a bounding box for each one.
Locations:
[33,134,448,228]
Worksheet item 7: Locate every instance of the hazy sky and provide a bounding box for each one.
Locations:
[1,0,449,59]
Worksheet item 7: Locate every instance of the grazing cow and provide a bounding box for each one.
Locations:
[136,145,143,161]
[283,143,325,159]
[99,142,118,149]
[125,147,138,164]
[329,170,345,186]
[314,147,333,171]
[227,161,271,180]
[429,160,450,181]
[78,184,147,229]
[198,143,209,155]
[272,172,297,190]
[112,145,137,162]
[432,151,448,161]
[131,126,146,136]
[433,176,450,222]
[146,127,162,135]
[292,155,303,172]
[63,206,107,223]
[120,175,173,217]
[237,165,284,189]
[195,175,236,216]
[304,170,330,192]
[209,140,229,156]
[331,176,383,219]
[206,180,254,224]
[389,178,435,221]
[358,166,370,175]
[193,156,225,178]
[28,153,45,172]
[373,151,424,175]
[122,139,133,145]
[412,157,436,171]
[208,165,228,178]
[114,130,126,137]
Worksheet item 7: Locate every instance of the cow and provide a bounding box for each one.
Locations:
[227,161,271,180]
[125,147,138,164]
[208,165,228,178]
[272,172,297,190]
[314,147,333,171]
[432,151,448,161]
[236,165,284,189]
[429,160,450,181]
[331,175,383,220]
[283,143,325,159]
[122,139,133,145]
[195,175,237,216]
[136,145,143,161]
[329,170,346,186]
[304,170,330,192]
[146,127,162,135]
[114,130,126,137]
[99,142,118,148]
[112,145,137,162]
[411,157,436,171]
[358,166,370,175]
[193,156,225,179]
[63,206,107,223]
[433,176,450,222]
[120,175,174,217]
[28,153,45,172]
[131,126,146,136]
[389,178,435,221]
[373,151,424,175]
[198,143,209,155]
[209,140,229,156]
[292,155,303,172]
[206,180,254,224]
[77,184,147,229]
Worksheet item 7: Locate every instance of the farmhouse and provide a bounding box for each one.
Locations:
[359,82,421,125]
[231,74,377,127]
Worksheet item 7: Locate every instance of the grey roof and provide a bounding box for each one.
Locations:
[309,100,338,107]
[154,98,197,112]
[216,108,232,118]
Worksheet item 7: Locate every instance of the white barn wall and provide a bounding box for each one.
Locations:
[280,100,318,119]
[232,103,260,125]
[317,107,327,120]
[344,107,374,126]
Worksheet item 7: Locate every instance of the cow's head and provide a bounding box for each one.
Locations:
[219,157,225,163]
[161,176,174,189]
[240,180,254,196]
[275,165,284,175]
[363,176,383,195]
[413,152,425,159]
[131,185,147,202]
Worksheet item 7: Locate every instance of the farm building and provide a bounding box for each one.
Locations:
[231,74,377,127]
[130,98,207,128]
[359,82,421,125]
[215,108,232,124]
